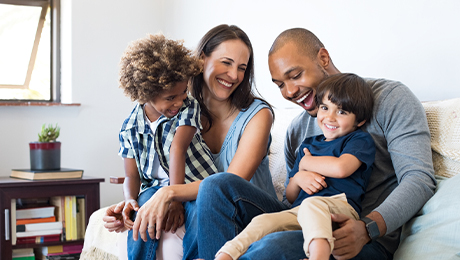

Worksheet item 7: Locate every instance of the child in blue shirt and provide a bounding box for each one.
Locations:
[117,33,217,259]
[216,73,375,260]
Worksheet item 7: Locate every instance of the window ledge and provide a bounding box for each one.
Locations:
[0,101,81,107]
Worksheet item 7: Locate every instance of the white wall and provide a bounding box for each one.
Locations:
[1,0,459,207]
[165,0,460,109]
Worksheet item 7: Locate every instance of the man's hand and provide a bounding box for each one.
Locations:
[162,201,185,233]
[331,213,369,260]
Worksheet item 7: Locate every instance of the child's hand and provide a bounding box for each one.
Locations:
[293,170,327,195]
[299,148,313,171]
[103,201,126,233]
[122,199,139,230]
[303,147,312,156]
[162,201,185,233]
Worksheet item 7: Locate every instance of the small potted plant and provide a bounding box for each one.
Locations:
[29,124,61,170]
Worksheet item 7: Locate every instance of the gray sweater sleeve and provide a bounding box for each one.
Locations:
[369,82,436,234]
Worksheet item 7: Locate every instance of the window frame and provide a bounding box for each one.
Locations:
[0,0,61,102]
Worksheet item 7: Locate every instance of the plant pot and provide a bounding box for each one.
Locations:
[29,142,61,170]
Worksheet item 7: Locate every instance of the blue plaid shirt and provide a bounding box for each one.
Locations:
[118,95,218,192]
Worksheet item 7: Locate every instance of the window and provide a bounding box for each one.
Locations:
[0,0,60,102]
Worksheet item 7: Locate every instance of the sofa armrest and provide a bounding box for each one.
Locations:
[81,207,128,260]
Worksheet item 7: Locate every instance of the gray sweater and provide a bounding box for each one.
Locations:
[284,78,436,254]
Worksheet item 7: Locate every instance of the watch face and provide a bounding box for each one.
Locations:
[361,217,380,241]
[367,221,380,240]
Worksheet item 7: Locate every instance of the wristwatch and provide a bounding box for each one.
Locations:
[360,217,380,243]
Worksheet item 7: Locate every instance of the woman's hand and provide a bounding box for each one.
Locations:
[103,201,127,233]
[162,201,185,233]
[132,186,173,241]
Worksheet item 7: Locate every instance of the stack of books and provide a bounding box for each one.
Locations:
[35,244,83,260]
[15,204,62,244]
[11,196,86,246]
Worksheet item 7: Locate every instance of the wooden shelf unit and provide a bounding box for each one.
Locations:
[0,176,104,259]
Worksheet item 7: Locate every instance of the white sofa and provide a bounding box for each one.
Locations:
[81,99,460,260]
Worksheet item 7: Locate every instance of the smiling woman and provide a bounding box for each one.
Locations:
[0,0,59,102]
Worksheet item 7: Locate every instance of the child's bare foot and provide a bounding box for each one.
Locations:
[308,238,330,260]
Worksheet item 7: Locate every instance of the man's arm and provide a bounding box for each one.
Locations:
[370,83,436,234]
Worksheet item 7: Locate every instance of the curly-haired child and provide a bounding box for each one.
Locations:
[117,33,218,259]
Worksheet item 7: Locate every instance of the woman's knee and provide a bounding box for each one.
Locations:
[201,172,239,188]
[199,173,242,198]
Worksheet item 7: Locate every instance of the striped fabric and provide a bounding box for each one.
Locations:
[118,95,217,192]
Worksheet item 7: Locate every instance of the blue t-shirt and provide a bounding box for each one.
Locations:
[288,129,375,214]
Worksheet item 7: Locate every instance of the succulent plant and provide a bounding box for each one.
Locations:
[38,124,60,142]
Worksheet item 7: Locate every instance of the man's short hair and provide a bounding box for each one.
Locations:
[269,28,324,60]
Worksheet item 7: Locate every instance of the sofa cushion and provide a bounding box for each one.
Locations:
[394,174,460,259]
[269,107,303,201]
[423,99,460,178]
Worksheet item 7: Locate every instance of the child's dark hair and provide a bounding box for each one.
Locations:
[316,73,374,124]
[119,33,202,104]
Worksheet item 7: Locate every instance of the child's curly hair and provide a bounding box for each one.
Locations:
[119,33,202,104]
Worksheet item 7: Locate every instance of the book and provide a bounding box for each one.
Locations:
[17,197,50,207]
[16,206,55,219]
[13,248,34,260]
[13,257,35,260]
[64,196,78,241]
[10,168,83,180]
[38,244,83,255]
[17,221,62,232]
[76,196,86,239]
[71,196,77,240]
[35,244,83,260]
[16,234,61,245]
[50,196,66,240]
[13,248,34,256]
[17,216,56,225]
[37,245,64,255]
[47,253,81,260]
[11,198,17,245]
[16,228,62,238]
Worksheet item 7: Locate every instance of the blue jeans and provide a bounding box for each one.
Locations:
[127,185,198,260]
[194,173,393,260]
[195,173,289,260]
[127,185,161,260]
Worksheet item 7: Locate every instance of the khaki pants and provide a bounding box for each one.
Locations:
[218,193,359,259]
